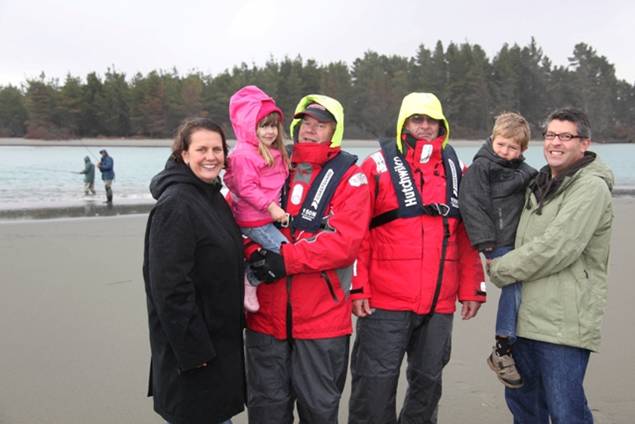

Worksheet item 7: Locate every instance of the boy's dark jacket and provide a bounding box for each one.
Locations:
[459,138,537,251]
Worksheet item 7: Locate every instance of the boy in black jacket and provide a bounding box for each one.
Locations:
[459,112,537,388]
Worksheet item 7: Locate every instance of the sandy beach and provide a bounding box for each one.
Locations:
[1,198,634,423]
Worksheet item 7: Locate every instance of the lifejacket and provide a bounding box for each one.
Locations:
[370,138,462,229]
[247,146,370,341]
[371,137,464,313]
[282,150,358,233]
[278,150,359,341]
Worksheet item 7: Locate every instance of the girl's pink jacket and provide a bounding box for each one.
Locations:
[223,86,288,227]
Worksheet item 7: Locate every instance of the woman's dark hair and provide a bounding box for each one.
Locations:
[171,117,229,166]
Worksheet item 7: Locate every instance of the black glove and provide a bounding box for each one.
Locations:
[248,248,286,283]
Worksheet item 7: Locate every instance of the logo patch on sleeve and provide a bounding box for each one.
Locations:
[371,151,387,173]
[348,172,368,187]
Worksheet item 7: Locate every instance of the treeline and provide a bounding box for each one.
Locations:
[1,39,633,141]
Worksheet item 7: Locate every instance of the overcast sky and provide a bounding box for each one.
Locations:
[1,0,633,86]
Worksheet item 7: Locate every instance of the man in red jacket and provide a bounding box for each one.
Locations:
[348,92,486,423]
[245,95,371,423]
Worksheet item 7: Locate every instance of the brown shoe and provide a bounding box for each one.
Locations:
[487,347,523,388]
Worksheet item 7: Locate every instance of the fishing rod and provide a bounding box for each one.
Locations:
[76,138,100,161]
[30,167,77,174]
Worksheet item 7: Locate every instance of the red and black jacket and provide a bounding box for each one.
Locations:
[246,142,371,339]
[352,135,486,314]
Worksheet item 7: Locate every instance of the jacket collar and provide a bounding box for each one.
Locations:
[291,141,340,165]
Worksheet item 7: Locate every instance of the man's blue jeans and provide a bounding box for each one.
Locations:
[485,246,521,342]
[505,338,593,423]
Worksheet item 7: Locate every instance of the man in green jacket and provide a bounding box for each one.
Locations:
[489,108,613,424]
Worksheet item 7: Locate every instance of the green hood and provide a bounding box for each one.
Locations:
[289,94,344,147]
[579,154,614,192]
[396,92,450,153]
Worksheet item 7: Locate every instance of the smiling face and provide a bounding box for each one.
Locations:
[256,120,279,147]
[180,129,225,183]
[544,119,590,177]
[297,115,336,143]
[492,136,523,160]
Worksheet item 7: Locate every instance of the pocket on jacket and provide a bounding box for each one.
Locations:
[175,365,214,409]
[444,239,459,261]
[321,270,340,302]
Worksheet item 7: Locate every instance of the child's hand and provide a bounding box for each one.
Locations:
[485,258,493,274]
[267,202,287,223]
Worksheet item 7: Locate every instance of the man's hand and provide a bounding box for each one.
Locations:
[352,299,373,317]
[248,249,286,283]
[460,300,481,320]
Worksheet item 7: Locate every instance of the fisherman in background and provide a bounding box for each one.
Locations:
[78,156,96,196]
[97,149,115,203]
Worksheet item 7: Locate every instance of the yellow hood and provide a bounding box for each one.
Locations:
[396,92,450,152]
[290,94,344,147]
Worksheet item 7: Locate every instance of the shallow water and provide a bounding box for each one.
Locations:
[1,142,633,210]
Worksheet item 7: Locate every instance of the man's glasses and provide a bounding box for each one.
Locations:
[408,115,438,125]
[543,131,584,141]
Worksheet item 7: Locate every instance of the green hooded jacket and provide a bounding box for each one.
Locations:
[489,155,614,352]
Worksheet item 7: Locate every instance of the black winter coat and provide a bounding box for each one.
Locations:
[143,158,246,424]
[459,139,537,251]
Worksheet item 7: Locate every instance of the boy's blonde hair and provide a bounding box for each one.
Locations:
[491,112,531,150]
[257,112,290,168]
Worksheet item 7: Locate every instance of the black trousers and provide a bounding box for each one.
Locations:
[349,310,453,424]
[245,329,349,424]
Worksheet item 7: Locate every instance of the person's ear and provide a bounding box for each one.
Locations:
[181,150,190,165]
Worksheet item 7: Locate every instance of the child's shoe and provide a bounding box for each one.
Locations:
[243,277,260,313]
[487,346,523,388]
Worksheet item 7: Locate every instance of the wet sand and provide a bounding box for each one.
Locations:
[0,198,634,423]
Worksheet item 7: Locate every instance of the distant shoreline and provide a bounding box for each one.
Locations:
[0,137,631,148]
[2,190,633,222]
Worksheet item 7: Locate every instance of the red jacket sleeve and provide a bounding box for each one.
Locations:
[456,220,487,303]
[350,157,377,300]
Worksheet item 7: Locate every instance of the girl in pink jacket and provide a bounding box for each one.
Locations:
[224,85,290,312]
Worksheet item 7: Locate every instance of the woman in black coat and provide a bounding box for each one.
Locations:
[143,118,245,424]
